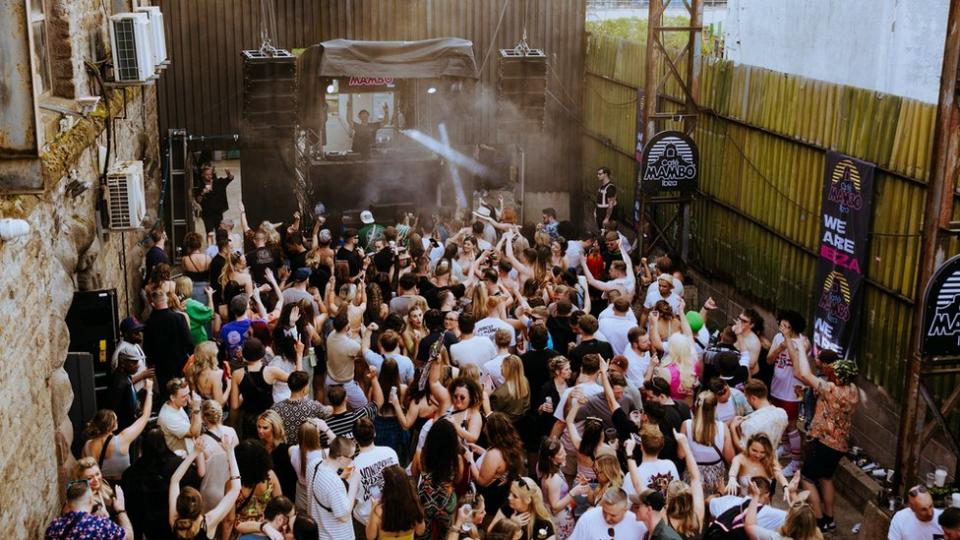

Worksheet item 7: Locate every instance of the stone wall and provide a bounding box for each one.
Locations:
[0,0,160,536]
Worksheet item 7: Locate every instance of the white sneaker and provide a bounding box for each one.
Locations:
[782,460,801,478]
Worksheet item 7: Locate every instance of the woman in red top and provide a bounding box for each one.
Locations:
[790,340,859,533]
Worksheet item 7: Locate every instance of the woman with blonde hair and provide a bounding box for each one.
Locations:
[256,410,297,498]
[658,332,700,405]
[487,477,556,540]
[725,433,790,498]
[680,390,734,493]
[489,355,530,423]
[175,276,216,345]
[198,399,237,513]
[75,457,115,518]
[82,379,154,482]
[401,305,427,358]
[187,341,229,409]
[169,437,242,539]
[745,481,823,540]
[588,452,623,506]
[219,252,253,300]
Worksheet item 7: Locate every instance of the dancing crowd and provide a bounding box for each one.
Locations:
[45,165,960,540]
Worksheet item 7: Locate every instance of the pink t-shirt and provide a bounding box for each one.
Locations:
[666,362,701,402]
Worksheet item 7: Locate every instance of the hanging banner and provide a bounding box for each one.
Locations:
[812,151,875,359]
[921,253,960,356]
[640,130,699,194]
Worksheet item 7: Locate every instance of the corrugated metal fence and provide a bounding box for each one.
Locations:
[582,32,960,404]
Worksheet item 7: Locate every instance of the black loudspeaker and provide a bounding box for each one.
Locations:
[497,49,547,138]
[66,289,119,386]
[240,49,301,226]
[65,352,97,456]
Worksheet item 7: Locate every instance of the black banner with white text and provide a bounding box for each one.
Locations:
[812,151,875,359]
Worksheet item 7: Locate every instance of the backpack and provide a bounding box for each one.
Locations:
[703,500,750,540]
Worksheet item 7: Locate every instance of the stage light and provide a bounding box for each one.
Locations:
[426,86,437,95]
[326,84,335,93]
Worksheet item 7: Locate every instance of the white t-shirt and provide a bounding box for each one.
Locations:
[450,336,498,368]
[350,446,400,525]
[709,495,786,532]
[569,506,647,540]
[646,279,684,300]
[644,289,682,315]
[483,353,509,388]
[887,507,944,540]
[158,403,193,455]
[623,347,650,387]
[629,459,679,495]
[740,405,789,451]
[769,334,804,403]
[111,341,148,391]
[565,241,585,269]
[553,381,603,422]
[473,316,516,346]
[598,315,635,356]
[715,394,737,424]
[599,305,638,324]
[682,419,725,464]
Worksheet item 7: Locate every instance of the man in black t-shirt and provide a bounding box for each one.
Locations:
[595,166,619,230]
[348,103,389,157]
[336,229,364,279]
[245,230,280,285]
[144,228,169,280]
[208,233,230,308]
[568,314,614,375]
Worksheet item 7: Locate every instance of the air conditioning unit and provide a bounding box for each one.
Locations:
[109,13,155,83]
[135,6,167,69]
[105,161,146,230]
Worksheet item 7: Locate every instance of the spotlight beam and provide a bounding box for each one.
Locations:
[438,123,468,209]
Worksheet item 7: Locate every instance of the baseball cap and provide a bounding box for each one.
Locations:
[360,210,375,225]
[318,229,332,243]
[717,350,742,380]
[291,267,311,283]
[120,316,145,333]
[313,202,327,217]
[657,273,674,286]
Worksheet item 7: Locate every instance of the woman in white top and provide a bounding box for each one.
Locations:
[288,419,335,514]
[82,379,154,482]
[197,400,238,513]
[268,335,303,403]
[680,390,735,495]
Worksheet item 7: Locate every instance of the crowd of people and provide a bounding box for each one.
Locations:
[45,165,960,540]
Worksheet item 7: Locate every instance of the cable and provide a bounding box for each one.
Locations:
[479,0,512,74]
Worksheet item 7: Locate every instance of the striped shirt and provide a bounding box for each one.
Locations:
[322,403,378,444]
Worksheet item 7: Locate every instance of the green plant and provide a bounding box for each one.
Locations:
[587,16,719,55]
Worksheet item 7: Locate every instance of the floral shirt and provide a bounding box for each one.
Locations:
[809,381,858,452]
[45,511,125,539]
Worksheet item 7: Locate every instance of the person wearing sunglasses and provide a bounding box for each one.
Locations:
[45,479,132,540]
[888,484,945,540]
[568,486,646,540]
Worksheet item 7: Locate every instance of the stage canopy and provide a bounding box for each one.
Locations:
[302,37,479,79]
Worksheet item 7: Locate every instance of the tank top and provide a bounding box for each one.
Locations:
[269,356,296,403]
[769,333,804,402]
[98,436,131,480]
[239,366,273,414]
[682,419,725,465]
[183,254,210,282]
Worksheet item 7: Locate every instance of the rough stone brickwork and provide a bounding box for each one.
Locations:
[0,1,159,536]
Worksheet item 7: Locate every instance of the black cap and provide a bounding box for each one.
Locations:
[717,351,742,380]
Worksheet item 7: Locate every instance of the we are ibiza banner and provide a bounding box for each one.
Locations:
[812,151,875,359]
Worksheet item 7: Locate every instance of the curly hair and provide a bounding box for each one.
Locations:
[483,412,526,478]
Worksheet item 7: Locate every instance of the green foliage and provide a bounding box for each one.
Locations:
[587,16,720,55]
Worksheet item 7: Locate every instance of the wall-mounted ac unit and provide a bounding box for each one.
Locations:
[105,161,146,230]
[109,13,155,83]
[135,6,168,69]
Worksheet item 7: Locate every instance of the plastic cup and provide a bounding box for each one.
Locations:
[935,468,948,487]
[926,472,936,488]
[951,493,960,508]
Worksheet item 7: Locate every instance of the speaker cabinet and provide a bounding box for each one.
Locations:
[65,289,119,386]
[65,352,98,456]
[497,49,547,139]
[240,49,300,226]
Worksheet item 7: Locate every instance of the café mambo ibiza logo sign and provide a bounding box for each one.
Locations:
[922,253,960,356]
[640,131,699,194]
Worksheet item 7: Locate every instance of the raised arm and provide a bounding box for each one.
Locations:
[565,398,583,449]
[579,257,616,292]
[674,430,704,524]
[168,440,204,527]
[789,338,820,389]
[206,437,242,529]
[120,379,154,446]
[598,360,620,413]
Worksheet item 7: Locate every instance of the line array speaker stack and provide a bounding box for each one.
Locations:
[65,289,119,429]
[497,48,547,142]
[240,49,301,227]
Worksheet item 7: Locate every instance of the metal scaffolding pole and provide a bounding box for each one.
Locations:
[639,0,703,259]
[894,0,960,493]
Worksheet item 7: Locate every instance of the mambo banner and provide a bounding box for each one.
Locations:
[640,131,699,194]
[335,77,397,92]
[921,253,960,356]
[812,151,875,359]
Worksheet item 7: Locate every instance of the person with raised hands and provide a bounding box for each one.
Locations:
[168,436,242,539]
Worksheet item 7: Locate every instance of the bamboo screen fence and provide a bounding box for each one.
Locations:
[581,32,960,404]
